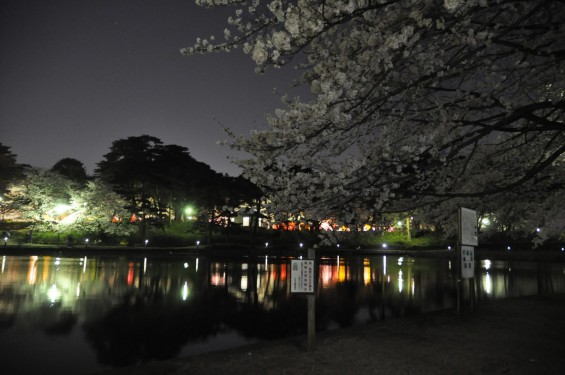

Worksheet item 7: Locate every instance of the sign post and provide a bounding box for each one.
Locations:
[457,207,478,313]
[461,245,475,279]
[459,207,478,248]
[291,248,316,350]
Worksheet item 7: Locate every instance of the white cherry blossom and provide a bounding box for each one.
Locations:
[184,0,565,241]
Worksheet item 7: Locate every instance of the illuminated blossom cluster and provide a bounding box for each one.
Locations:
[184,0,565,240]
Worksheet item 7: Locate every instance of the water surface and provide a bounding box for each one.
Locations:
[0,253,563,374]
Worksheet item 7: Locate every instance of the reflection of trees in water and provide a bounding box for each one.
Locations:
[218,261,309,340]
[4,254,561,369]
[227,295,308,340]
[0,314,14,331]
[40,307,77,335]
[537,262,555,295]
[0,288,78,335]
[0,287,18,331]
[77,258,565,369]
[318,281,359,329]
[83,289,239,367]
[475,261,553,300]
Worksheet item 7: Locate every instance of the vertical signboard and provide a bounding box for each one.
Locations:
[459,207,478,246]
[458,207,477,280]
[457,207,478,312]
[461,245,475,279]
[291,259,315,294]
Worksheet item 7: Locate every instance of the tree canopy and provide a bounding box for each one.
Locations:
[51,158,89,185]
[183,0,565,232]
[95,135,227,226]
[4,168,135,238]
[0,142,23,194]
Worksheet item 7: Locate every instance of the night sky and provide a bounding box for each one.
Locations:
[1,0,302,176]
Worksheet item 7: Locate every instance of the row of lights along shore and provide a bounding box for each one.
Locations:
[1,235,563,253]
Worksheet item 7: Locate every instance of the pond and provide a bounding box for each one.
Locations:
[0,252,563,374]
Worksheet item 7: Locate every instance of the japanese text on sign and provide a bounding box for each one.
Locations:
[461,245,475,279]
[291,259,315,293]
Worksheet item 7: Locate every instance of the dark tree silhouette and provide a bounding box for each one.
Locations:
[51,157,89,185]
[95,135,225,236]
[0,143,23,194]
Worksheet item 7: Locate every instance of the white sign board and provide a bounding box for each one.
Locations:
[291,259,315,293]
[461,245,475,279]
[459,207,478,246]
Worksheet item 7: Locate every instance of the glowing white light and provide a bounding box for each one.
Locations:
[398,270,403,293]
[265,255,268,268]
[241,275,248,291]
[448,246,452,250]
[265,242,269,248]
[144,239,149,246]
[481,218,491,226]
[83,256,87,273]
[483,259,491,270]
[54,204,69,215]
[182,281,189,301]
[2,256,5,273]
[398,257,403,266]
[507,246,511,251]
[382,243,388,249]
[48,284,62,303]
[76,283,81,298]
[299,243,303,248]
[536,227,541,232]
[55,258,61,266]
[184,262,189,269]
[383,255,387,275]
[196,240,200,246]
[144,258,147,274]
[196,258,199,272]
[484,273,492,295]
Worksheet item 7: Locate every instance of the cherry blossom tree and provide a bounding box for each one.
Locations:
[4,169,136,241]
[183,0,564,236]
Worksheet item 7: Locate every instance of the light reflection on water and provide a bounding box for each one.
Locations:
[0,253,563,374]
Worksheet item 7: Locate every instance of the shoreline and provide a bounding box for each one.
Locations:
[1,244,564,262]
[95,293,565,374]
